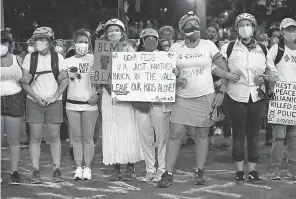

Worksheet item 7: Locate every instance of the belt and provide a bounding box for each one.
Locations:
[66,99,89,105]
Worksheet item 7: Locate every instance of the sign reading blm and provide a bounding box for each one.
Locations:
[93,40,124,84]
[268,81,296,125]
[111,52,176,102]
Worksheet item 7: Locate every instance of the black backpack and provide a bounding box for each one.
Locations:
[274,36,285,65]
[29,50,59,84]
[226,41,267,59]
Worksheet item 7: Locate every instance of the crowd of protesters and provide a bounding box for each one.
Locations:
[1,11,296,188]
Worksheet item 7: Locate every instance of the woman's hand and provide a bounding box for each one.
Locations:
[212,93,224,107]
[254,75,265,86]
[172,67,180,77]
[34,96,47,107]
[88,94,99,106]
[225,72,240,83]
[176,78,187,89]
[43,96,58,107]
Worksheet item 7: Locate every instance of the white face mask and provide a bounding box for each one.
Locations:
[35,40,49,52]
[238,26,254,39]
[108,32,122,41]
[75,43,89,55]
[27,46,35,53]
[284,32,296,44]
[0,45,9,56]
[55,46,63,54]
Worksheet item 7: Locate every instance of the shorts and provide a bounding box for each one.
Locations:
[26,98,63,124]
[1,92,25,117]
[170,93,215,127]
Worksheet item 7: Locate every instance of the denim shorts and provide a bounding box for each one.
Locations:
[26,98,63,124]
[1,92,25,117]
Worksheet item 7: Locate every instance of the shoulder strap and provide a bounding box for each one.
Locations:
[275,36,285,65]
[226,41,236,59]
[51,51,59,83]
[258,43,268,58]
[29,52,39,84]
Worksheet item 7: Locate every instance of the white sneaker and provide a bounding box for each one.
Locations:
[144,172,155,182]
[152,171,163,182]
[83,167,92,180]
[74,167,83,180]
[214,127,222,136]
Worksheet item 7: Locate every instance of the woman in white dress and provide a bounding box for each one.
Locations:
[101,19,144,181]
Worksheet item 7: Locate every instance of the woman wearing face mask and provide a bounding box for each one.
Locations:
[157,11,240,188]
[55,39,66,57]
[1,30,32,184]
[64,29,99,180]
[269,18,296,180]
[101,19,144,181]
[132,28,170,183]
[22,27,68,184]
[220,13,278,184]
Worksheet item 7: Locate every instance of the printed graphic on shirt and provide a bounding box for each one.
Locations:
[68,62,90,82]
[284,54,296,63]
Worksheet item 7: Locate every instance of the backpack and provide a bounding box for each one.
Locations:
[274,36,285,65]
[29,50,59,84]
[226,41,267,59]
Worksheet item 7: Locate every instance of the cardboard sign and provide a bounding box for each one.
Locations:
[93,40,124,84]
[268,81,296,125]
[111,52,176,102]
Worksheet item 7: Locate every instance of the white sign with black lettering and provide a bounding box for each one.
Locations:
[111,52,176,102]
[268,81,296,125]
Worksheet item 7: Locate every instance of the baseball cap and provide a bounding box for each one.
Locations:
[280,18,296,29]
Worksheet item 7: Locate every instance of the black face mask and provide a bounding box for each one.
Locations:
[184,26,200,34]
[184,26,200,42]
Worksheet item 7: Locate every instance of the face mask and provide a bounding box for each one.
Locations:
[284,32,296,44]
[261,41,268,47]
[55,46,63,54]
[27,46,35,53]
[184,26,200,41]
[75,43,89,55]
[108,32,122,41]
[35,40,49,52]
[238,26,254,39]
[206,33,216,41]
[144,38,158,52]
[0,45,9,56]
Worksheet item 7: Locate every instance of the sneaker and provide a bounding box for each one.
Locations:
[248,171,263,184]
[109,168,121,181]
[235,171,245,184]
[193,169,206,185]
[270,167,281,180]
[144,172,155,183]
[74,167,83,180]
[152,170,163,183]
[69,147,74,160]
[10,171,21,185]
[83,167,92,181]
[157,171,173,188]
[122,166,136,181]
[53,168,63,183]
[31,169,42,184]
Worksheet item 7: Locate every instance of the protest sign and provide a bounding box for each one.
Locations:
[111,52,176,102]
[268,81,296,125]
[93,40,124,84]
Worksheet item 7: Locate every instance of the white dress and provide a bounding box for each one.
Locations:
[102,45,144,165]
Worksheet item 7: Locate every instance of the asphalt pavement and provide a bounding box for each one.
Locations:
[1,125,296,199]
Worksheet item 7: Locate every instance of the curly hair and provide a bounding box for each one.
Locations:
[159,26,174,37]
